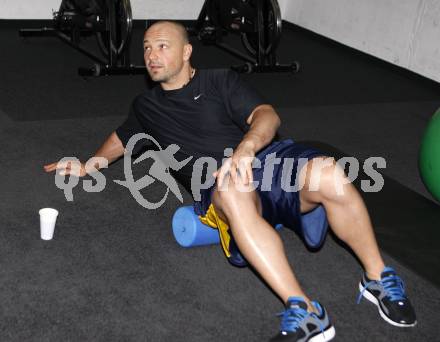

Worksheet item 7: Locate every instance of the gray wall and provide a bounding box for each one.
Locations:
[1,0,438,83]
[0,0,287,20]
[283,0,440,83]
[0,0,205,19]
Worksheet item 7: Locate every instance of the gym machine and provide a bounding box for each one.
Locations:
[19,0,298,76]
[191,0,299,73]
[19,0,145,76]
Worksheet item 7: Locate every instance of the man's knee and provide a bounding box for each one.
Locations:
[302,157,353,201]
[212,183,261,218]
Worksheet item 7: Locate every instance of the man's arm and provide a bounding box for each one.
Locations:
[44,131,125,176]
[214,104,281,186]
[90,131,126,168]
[240,104,281,153]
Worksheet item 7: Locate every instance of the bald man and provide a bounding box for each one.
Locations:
[44,21,416,341]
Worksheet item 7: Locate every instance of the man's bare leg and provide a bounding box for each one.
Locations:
[211,177,315,310]
[211,155,385,309]
[299,157,385,280]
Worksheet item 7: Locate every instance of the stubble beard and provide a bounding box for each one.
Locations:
[149,66,179,84]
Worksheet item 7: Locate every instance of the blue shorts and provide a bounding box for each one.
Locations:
[193,139,329,265]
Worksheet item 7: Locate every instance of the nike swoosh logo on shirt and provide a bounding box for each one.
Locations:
[194,93,203,100]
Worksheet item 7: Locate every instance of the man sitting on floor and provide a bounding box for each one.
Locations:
[44,21,416,341]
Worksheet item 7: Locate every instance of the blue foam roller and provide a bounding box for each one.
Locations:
[172,206,220,247]
[172,206,283,248]
[300,205,328,249]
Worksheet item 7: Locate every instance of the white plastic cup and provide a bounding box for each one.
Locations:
[39,208,59,240]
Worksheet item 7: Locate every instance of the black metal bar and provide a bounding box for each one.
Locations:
[269,50,277,65]
[216,42,256,64]
[195,0,209,32]
[256,0,265,65]
[56,31,106,64]
[121,42,130,67]
[107,0,117,66]
[19,28,57,37]
[78,64,147,76]
[252,63,299,73]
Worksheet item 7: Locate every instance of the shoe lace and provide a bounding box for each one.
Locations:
[277,306,323,334]
[357,274,406,304]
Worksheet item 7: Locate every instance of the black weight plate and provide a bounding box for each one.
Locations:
[241,0,282,56]
[96,0,133,57]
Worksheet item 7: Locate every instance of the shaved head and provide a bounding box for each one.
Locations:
[146,21,189,44]
[143,20,193,89]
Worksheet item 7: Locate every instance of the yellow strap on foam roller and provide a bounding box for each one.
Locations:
[198,203,231,257]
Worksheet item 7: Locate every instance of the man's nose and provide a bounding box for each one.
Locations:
[148,49,158,61]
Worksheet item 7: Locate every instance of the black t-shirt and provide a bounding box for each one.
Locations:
[115,68,265,193]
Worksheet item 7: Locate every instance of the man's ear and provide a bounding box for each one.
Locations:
[183,43,192,61]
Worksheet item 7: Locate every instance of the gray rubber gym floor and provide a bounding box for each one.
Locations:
[0,21,439,341]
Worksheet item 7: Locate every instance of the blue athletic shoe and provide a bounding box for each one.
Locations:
[270,297,336,341]
[358,267,417,327]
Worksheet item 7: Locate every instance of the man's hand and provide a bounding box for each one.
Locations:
[212,104,280,190]
[43,131,124,177]
[213,141,256,189]
[44,159,87,177]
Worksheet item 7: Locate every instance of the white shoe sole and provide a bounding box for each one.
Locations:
[358,282,417,328]
[309,325,336,342]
